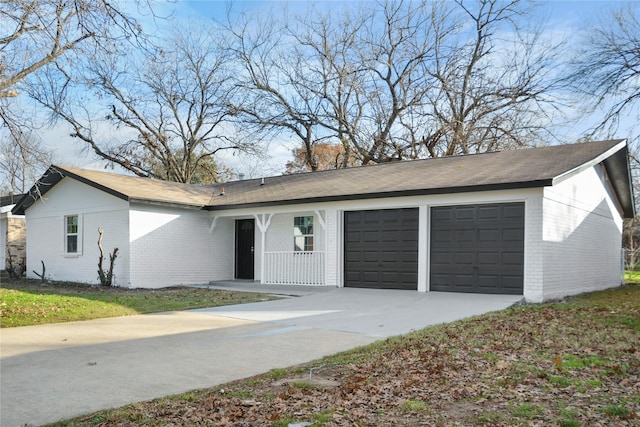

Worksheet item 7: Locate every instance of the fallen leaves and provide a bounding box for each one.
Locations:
[52,285,640,426]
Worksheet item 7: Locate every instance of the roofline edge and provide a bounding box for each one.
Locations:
[205,179,553,211]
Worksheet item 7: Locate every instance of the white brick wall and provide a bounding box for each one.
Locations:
[25,178,130,285]
[129,204,232,288]
[524,194,545,302]
[540,165,623,300]
[325,208,339,287]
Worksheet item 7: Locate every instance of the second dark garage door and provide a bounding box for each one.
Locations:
[430,203,525,294]
[344,208,419,290]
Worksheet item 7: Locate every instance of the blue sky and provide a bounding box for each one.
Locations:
[40,0,639,177]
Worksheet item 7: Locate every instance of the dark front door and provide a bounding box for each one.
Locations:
[344,208,419,290]
[235,219,255,280]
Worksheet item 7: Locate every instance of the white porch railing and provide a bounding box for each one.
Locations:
[263,251,325,285]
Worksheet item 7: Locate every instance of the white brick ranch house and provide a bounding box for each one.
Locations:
[12,139,635,302]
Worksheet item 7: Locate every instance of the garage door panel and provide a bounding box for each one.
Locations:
[362,251,379,262]
[503,276,524,290]
[431,273,450,285]
[478,251,499,265]
[362,230,380,242]
[400,272,418,283]
[502,228,524,242]
[431,203,524,294]
[345,251,361,262]
[433,229,452,243]
[453,274,475,286]
[478,228,499,242]
[478,206,500,220]
[381,251,399,262]
[345,208,418,290]
[456,229,475,242]
[454,252,474,265]
[346,231,361,242]
[502,251,524,265]
[431,252,451,265]
[477,275,499,288]
[504,204,525,218]
[432,209,452,221]
[455,207,476,221]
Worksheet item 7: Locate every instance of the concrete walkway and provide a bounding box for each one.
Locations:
[0,286,521,427]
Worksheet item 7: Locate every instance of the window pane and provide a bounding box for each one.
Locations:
[293,216,314,251]
[67,216,78,233]
[294,216,313,235]
[67,235,78,253]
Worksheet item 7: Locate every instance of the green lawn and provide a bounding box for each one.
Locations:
[624,269,640,283]
[47,283,640,427]
[0,279,277,327]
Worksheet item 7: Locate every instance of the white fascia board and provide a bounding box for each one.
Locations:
[551,139,627,186]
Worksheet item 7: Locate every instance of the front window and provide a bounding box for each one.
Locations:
[65,215,79,254]
[294,216,314,251]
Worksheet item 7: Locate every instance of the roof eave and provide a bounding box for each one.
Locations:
[550,140,634,218]
[11,165,130,215]
[602,144,636,218]
[551,139,627,185]
[128,198,206,210]
[205,179,553,211]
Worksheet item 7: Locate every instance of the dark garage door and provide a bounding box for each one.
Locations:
[430,203,524,294]
[344,208,418,290]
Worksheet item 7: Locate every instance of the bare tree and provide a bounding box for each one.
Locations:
[421,0,562,156]
[229,1,446,168]
[0,0,147,190]
[566,4,640,226]
[226,10,332,171]
[0,0,144,98]
[568,4,640,136]
[0,128,51,194]
[229,0,562,169]
[298,1,449,165]
[31,26,258,183]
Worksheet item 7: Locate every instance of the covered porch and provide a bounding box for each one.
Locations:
[209,208,335,286]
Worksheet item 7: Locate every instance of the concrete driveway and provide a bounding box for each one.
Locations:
[0,285,521,427]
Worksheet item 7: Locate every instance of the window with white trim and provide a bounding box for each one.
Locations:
[294,216,314,251]
[65,215,80,254]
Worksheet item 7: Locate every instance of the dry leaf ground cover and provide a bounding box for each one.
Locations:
[49,284,639,427]
[0,279,276,327]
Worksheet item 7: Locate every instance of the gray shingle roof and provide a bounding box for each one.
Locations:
[12,139,635,217]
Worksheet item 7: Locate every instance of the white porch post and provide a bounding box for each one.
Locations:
[314,210,327,286]
[418,205,428,292]
[254,213,273,284]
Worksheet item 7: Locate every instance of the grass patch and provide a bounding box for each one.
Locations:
[265,368,290,380]
[624,269,640,283]
[510,403,543,419]
[313,410,334,422]
[45,284,640,427]
[600,404,630,418]
[0,279,277,327]
[400,400,430,413]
